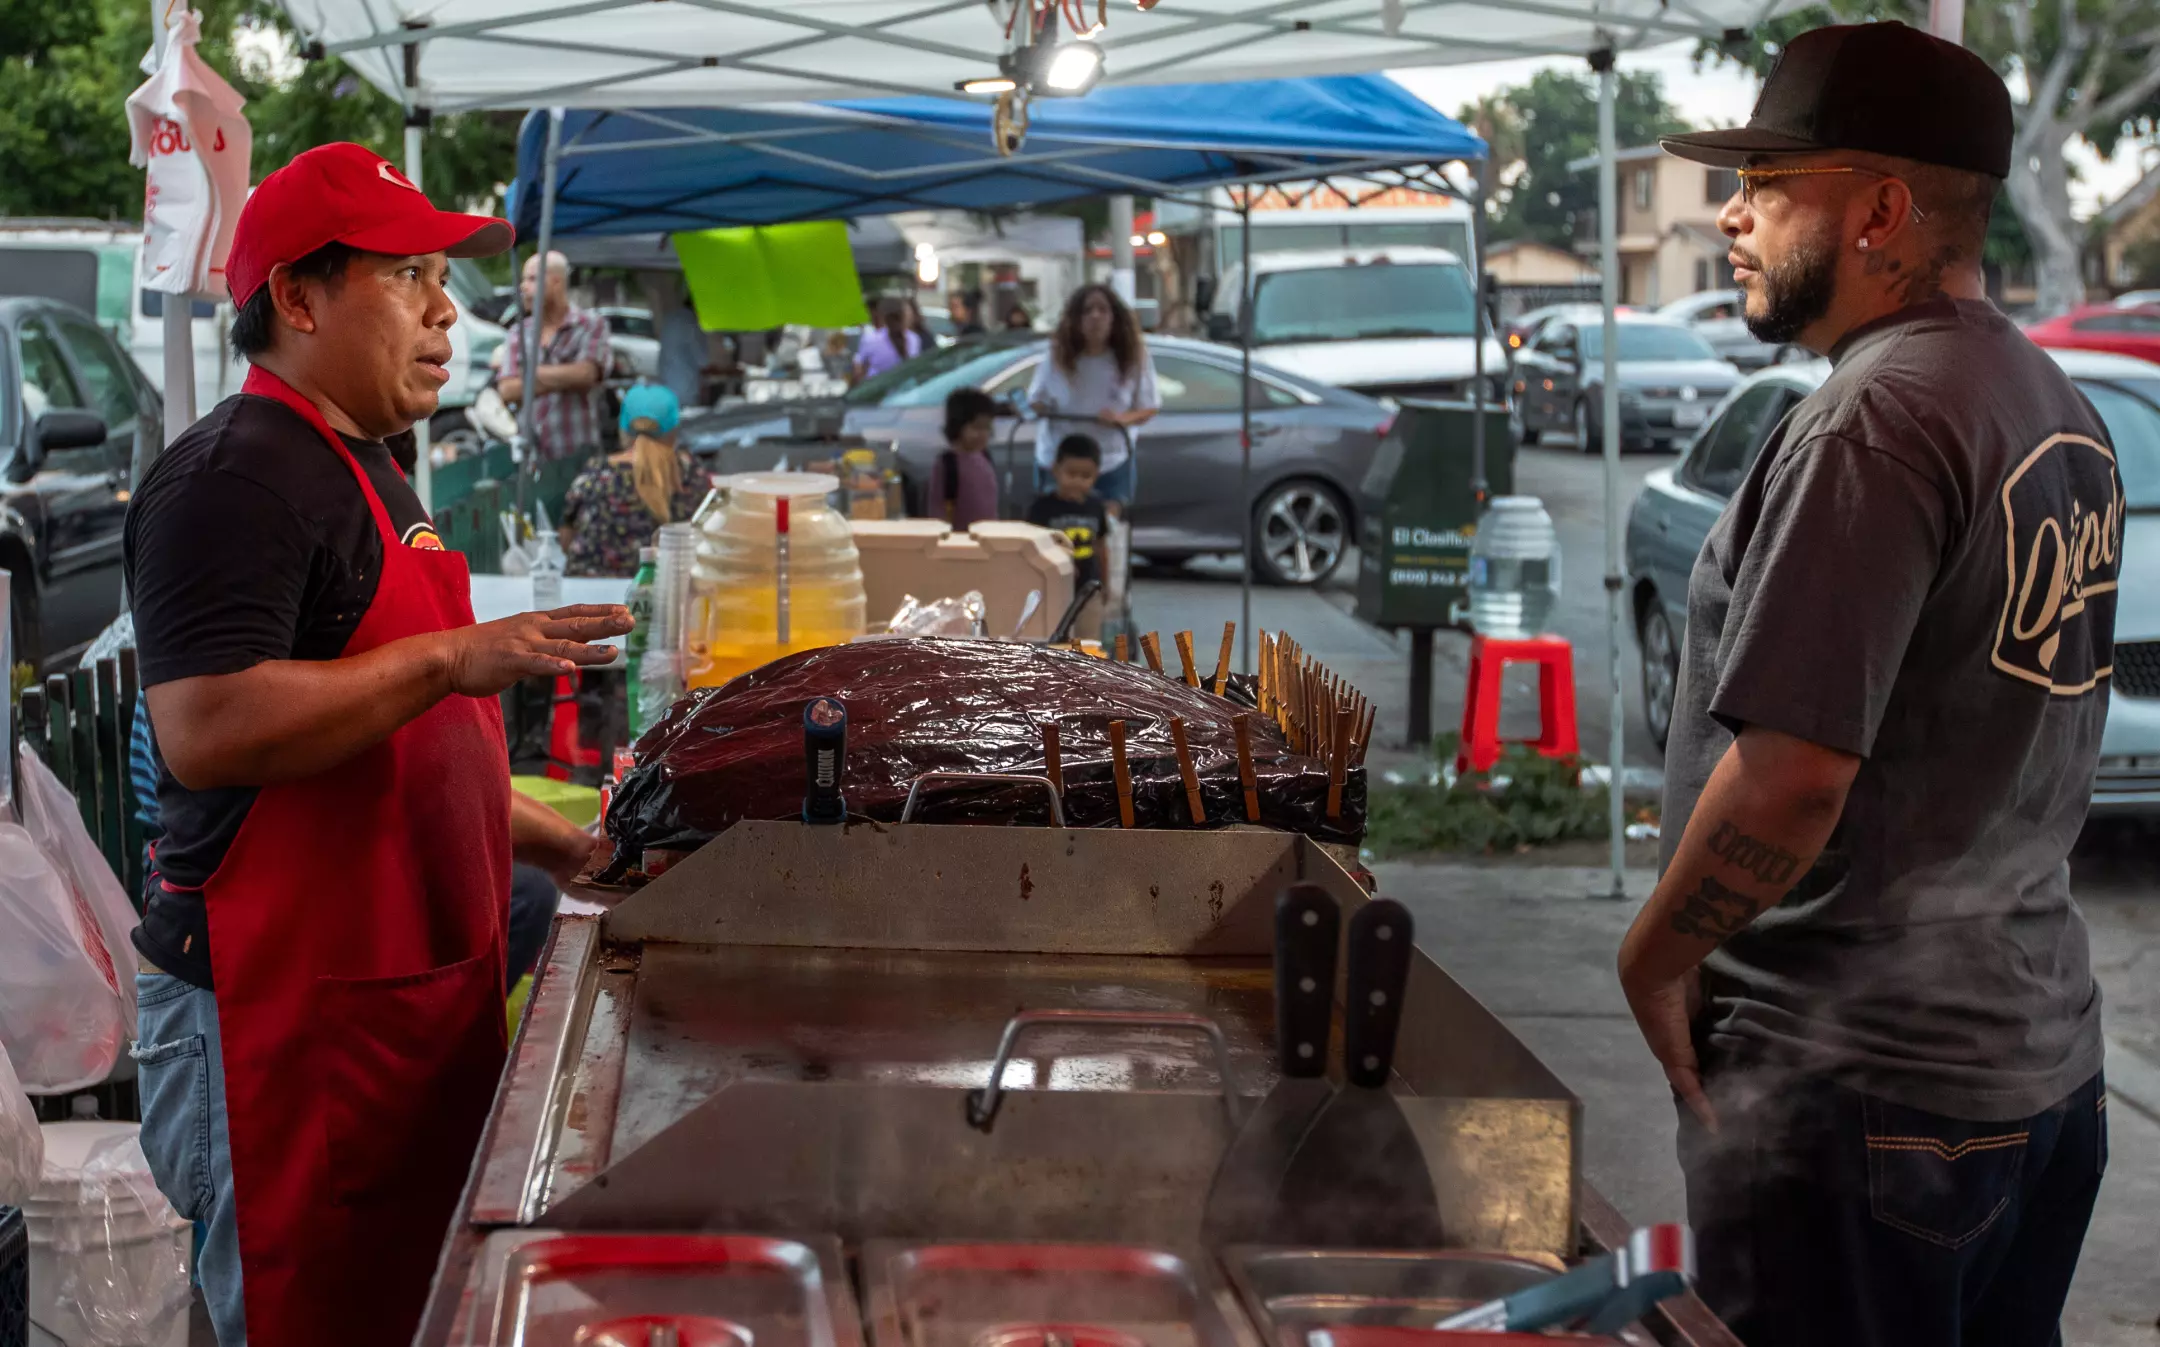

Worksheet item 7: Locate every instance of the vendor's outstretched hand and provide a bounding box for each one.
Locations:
[444,604,631,696]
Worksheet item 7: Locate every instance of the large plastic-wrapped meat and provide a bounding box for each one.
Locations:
[604,638,1365,874]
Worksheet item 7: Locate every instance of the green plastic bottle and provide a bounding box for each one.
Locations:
[624,547,658,738]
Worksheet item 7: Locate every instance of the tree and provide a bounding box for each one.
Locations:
[0,0,515,223]
[1461,69,1691,249]
[1703,2,2160,317]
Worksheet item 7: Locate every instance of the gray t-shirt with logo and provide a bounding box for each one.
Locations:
[1661,297,2117,1122]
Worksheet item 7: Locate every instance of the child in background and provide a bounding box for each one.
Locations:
[1026,434,1110,640]
[930,387,1003,531]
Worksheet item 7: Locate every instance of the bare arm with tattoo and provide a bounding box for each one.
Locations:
[1618,726,1861,1126]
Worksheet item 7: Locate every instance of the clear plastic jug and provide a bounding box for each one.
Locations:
[684,472,867,689]
[1467,495,1561,638]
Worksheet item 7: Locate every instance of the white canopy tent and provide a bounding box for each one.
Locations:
[278,0,1814,900]
[285,0,1796,112]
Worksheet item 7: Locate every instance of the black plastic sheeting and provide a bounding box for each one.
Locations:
[603,639,1365,877]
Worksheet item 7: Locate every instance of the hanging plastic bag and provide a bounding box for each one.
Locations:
[0,1046,41,1205]
[19,747,137,1042]
[51,1131,192,1347]
[125,8,251,299]
[0,749,135,1093]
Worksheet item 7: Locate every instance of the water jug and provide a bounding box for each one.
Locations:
[684,472,866,688]
[1467,496,1561,638]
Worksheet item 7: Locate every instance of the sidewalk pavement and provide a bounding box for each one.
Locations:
[1379,861,2160,1346]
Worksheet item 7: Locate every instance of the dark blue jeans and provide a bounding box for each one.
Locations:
[1678,1051,2107,1347]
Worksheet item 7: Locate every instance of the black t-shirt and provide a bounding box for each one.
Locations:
[126,393,435,989]
[1025,491,1109,586]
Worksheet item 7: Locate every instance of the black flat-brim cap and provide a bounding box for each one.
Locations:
[1660,20,2012,179]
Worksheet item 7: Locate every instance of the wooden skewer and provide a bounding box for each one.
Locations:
[1043,723,1062,798]
[1327,703,1353,820]
[1109,720,1135,828]
[1212,622,1236,696]
[1169,717,1205,824]
[1174,630,1199,687]
[1234,713,1261,822]
[1114,633,1130,663]
[1140,632,1164,673]
[1354,703,1377,766]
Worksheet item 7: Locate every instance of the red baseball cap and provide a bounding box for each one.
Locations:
[226,141,515,305]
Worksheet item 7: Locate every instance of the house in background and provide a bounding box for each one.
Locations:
[1485,238,1599,285]
[1483,237,1601,317]
[1566,145,1738,306]
[2092,170,2160,295]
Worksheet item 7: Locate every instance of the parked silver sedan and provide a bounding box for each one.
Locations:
[1625,348,2160,816]
[689,334,1396,586]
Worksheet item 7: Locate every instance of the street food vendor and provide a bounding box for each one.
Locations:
[1620,24,2113,1345]
[122,142,632,1347]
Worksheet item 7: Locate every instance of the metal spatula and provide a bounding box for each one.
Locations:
[1272,897,1445,1248]
[1199,883,1340,1246]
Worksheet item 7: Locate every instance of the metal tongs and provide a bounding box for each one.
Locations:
[1434,1223,1696,1335]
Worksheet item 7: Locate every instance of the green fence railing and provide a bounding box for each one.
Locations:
[430,445,588,575]
[18,650,144,906]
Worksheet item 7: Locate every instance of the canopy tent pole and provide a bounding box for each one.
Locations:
[404,35,433,511]
[1109,195,1137,305]
[1469,177,1488,507]
[1237,188,1254,675]
[1594,46,1627,902]
[517,106,565,530]
[162,298,197,448]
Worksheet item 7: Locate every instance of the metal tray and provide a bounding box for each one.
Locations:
[863,1241,1260,1347]
[1220,1247,1561,1343]
[465,1230,864,1347]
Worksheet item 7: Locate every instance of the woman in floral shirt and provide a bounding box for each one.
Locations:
[559,383,711,576]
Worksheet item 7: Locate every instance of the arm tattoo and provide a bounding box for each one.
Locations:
[1669,874,1759,940]
[1706,820,1800,885]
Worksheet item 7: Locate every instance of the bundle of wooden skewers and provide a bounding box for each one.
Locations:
[1094,620,1373,823]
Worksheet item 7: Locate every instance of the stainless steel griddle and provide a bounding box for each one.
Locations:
[415,816,1738,1347]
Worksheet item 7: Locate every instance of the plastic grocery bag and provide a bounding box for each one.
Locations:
[0,749,136,1092]
[51,1131,192,1347]
[0,1046,41,1205]
[125,9,251,299]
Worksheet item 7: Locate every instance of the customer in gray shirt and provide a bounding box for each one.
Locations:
[1627,22,2114,1347]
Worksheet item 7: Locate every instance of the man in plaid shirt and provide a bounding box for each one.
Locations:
[499,249,610,462]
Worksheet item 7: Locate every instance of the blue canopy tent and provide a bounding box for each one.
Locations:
[508,75,1485,235]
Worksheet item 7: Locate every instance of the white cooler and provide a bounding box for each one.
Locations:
[24,1124,189,1347]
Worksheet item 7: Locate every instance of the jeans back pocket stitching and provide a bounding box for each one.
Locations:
[134,1034,214,1219]
[1863,1096,2027,1251]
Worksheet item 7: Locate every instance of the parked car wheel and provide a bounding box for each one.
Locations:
[1510,402,1540,447]
[1253,480,1350,586]
[1574,397,1597,453]
[1640,602,1680,752]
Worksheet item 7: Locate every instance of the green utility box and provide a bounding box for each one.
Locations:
[1356,401,1514,629]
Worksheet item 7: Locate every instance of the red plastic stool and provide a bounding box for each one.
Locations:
[1457,633,1579,775]
[546,672,603,782]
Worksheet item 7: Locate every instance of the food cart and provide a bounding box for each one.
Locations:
[413,804,1741,1345]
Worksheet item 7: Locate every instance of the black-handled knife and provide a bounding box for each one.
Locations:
[1342,897,1412,1089]
[1275,883,1340,1080]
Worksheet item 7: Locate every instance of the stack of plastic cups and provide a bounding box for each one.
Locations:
[644,523,699,728]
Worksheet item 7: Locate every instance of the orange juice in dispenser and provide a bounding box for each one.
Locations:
[683,472,867,689]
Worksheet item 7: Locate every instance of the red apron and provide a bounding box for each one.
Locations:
[207,366,511,1347]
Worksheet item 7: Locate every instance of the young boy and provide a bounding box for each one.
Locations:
[1026,434,1112,639]
[929,387,1003,530]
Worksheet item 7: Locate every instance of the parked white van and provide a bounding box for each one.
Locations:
[1208,247,1509,405]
